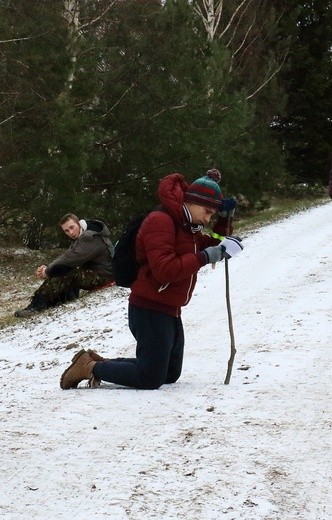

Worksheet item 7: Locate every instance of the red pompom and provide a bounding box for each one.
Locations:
[206,168,221,183]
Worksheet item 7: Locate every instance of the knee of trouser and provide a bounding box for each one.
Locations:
[165,373,181,385]
[140,371,166,390]
[164,364,182,385]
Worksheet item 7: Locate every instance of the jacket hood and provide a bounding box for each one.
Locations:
[157,173,189,222]
[81,219,111,238]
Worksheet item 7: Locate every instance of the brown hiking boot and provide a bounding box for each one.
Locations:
[87,349,106,362]
[86,349,108,388]
[60,349,97,390]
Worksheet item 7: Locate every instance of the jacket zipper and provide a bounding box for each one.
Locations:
[184,235,196,306]
[158,231,196,314]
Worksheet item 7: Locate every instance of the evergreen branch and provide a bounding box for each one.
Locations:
[100,67,151,117]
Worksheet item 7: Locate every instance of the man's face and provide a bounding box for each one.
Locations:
[186,203,216,227]
[61,218,81,239]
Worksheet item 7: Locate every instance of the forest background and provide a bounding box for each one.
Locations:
[0,0,331,249]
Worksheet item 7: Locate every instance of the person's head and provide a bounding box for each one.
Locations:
[184,169,223,226]
[59,213,81,239]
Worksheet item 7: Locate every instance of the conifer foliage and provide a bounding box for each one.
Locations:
[0,0,330,246]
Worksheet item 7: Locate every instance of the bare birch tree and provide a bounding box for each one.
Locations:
[62,0,118,91]
[193,0,291,101]
[63,0,80,89]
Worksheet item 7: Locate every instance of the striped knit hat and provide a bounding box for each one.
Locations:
[184,169,223,210]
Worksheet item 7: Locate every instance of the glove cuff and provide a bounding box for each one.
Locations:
[197,251,209,266]
[201,250,209,264]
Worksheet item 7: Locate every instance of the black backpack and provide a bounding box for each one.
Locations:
[112,207,166,288]
[111,213,149,288]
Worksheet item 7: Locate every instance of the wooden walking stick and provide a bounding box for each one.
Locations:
[224,213,236,384]
[224,257,236,384]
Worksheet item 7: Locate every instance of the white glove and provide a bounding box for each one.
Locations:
[220,236,243,258]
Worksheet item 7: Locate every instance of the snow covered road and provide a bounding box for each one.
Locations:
[1,202,331,519]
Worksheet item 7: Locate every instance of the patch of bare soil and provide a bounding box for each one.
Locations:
[0,247,63,326]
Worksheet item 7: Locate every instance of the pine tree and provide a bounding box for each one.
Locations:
[274,0,332,184]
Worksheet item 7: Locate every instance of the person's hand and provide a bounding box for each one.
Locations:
[220,236,243,258]
[202,236,243,264]
[219,197,237,217]
[202,245,224,264]
[36,265,48,279]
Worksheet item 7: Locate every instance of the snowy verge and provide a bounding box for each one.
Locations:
[1,203,331,520]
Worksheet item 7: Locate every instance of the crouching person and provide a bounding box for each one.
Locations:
[60,169,243,391]
[14,213,114,318]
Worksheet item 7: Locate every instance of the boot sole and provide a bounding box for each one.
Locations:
[60,349,87,390]
[14,310,39,318]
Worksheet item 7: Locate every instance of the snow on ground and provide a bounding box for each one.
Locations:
[1,203,331,520]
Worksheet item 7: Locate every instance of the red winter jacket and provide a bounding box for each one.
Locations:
[129,173,233,317]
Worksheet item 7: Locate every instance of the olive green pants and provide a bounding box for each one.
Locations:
[35,269,111,306]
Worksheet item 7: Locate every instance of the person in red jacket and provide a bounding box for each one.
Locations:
[60,170,243,390]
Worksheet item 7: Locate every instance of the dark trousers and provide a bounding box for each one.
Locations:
[93,304,185,389]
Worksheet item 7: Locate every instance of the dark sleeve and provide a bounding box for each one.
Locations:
[45,234,105,277]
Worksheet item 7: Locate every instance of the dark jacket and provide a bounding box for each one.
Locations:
[46,219,113,278]
[129,173,233,316]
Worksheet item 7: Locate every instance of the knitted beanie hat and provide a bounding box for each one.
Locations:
[184,169,223,210]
